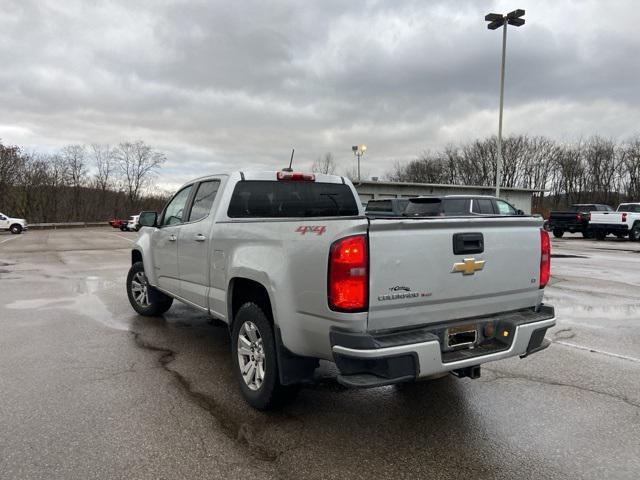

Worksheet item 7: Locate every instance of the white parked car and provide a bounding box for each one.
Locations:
[127,171,555,409]
[126,215,140,232]
[0,212,28,234]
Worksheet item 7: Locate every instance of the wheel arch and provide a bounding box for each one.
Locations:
[228,277,274,330]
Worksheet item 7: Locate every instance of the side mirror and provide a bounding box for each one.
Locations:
[516,209,525,216]
[138,211,158,228]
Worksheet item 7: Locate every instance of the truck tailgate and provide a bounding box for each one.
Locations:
[589,212,623,224]
[367,217,544,332]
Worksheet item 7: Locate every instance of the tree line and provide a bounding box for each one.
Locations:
[386,135,640,214]
[0,140,168,223]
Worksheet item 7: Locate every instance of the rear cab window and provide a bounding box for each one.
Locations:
[227,181,359,218]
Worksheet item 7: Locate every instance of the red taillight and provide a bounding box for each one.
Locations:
[277,171,316,181]
[328,235,368,312]
[576,213,582,222]
[540,229,551,289]
[622,212,627,222]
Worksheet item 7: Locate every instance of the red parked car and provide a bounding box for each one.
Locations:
[108,219,128,230]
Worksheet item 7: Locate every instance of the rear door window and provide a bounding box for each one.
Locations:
[442,198,470,215]
[472,198,496,214]
[227,181,359,218]
[188,180,220,222]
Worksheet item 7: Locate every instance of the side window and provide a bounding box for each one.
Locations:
[160,185,193,226]
[473,199,495,214]
[188,181,220,222]
[442,198,470,215]
[495,200,516,215]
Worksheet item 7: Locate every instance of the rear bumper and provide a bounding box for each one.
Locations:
[591,223,628,233]
[331,305,555,388]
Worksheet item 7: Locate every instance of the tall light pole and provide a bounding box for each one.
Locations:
[485,9,525,197]
[351,144,367,182]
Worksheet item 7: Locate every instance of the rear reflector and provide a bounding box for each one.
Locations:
[277,171,316,181]
[328,235,368,312]
[540,229,551,289]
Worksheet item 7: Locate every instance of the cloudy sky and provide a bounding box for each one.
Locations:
[1,0,639,189]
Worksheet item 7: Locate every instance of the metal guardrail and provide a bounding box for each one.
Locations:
[28,222,110,230]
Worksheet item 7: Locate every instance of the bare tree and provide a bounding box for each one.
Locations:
[311,152,337,174]
[91,144,115,192]
[116,141,166,208]
[61,144,87,219]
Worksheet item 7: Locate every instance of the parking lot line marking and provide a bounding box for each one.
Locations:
[0,236,19,245]
[106,233,135,243]
[554,340,640,364]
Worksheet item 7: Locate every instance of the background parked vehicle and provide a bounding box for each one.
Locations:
[365,198,410,217]
[0,212,28,234]
[547,204,612,238]
[109,218,128,229]
[589,203,640,241]
[127,215,140,232]
[403,195,524,217]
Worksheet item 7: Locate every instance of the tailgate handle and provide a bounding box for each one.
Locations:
[453,232,484,255]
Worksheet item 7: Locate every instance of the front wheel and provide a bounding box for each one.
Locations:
[552,228,564,238]
[630,224,640,242]
[10,224,22,234]
[231,302,294,410]
[126,261,173,316]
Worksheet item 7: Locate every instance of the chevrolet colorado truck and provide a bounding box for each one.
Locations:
[127,171,555,409]
[588,203,640,241]
[547,204,612,238]
[0,212,28,234]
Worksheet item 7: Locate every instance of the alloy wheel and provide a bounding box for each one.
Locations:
[237,321,265,391]
[130,271,150,307]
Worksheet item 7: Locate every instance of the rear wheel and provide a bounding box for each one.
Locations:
[595,231,606,241]
[10,224,22,234]
[582,230,594,239]
[231,302,294,410]
[552,228,564,238]
[126,261,173,316]
[630,224,640,242]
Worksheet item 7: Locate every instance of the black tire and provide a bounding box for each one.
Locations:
[615,233,626,239]
[595,231,606,241]
[630,224,640,242]
[126,261,173,316]
[582,230,594,239]
[231,302,293,410]
[10,224,22,234]
[120,225,127,231]
[552,228,564,238]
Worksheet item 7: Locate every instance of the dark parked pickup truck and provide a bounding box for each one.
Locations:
[547,204,612,238]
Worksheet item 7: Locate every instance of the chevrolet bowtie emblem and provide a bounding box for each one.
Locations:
[452,258,485,275]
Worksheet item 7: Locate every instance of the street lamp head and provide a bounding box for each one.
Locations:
[508,17,525,27]
[352,145,358,152]
[506,9,525,19]
[485,13,503,22]
[360,144,367,153]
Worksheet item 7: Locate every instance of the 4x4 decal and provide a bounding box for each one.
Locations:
[296,225,327,236]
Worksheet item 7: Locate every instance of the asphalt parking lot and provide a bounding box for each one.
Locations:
[1,228,639,479]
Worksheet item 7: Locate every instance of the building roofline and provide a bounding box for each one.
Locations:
[355,180,545,193]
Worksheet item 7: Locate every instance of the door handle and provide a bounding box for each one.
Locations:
[168,234,177,242]
[194,234,206,242]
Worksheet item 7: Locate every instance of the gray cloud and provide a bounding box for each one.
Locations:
[1,0,640,189]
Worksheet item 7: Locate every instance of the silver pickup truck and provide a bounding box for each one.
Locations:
[127,171,555,409]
